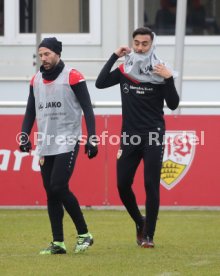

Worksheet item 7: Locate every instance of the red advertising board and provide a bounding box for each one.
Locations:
[0,115,219,207]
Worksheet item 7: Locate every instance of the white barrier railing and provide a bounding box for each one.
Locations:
[1,101,220,108]
[1,76,220,81]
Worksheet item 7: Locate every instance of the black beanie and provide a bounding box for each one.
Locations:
[38,37,62,56]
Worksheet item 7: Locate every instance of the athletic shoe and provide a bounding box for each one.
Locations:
[39,241,66,255]
[136,216,145,246]
[74,232,94,253]
[141,236,155,248]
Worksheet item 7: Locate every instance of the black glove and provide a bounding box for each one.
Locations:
[19,133,32,153]
[85,138,98,159]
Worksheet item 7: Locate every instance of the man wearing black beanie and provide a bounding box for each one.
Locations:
[38,37,62,56]
[20,37,98,254]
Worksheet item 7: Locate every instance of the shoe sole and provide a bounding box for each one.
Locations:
[141,242,154,248]
[39,250,66,255]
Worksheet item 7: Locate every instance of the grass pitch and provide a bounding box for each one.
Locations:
[0,209,220,276]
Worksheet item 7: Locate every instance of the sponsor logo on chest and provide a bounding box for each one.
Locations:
[45,101,62,108]
[39,101,62,110]
[130,85,153,95]
[123,83,154,94]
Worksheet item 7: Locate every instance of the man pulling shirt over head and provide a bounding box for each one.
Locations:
[96,27,179,248]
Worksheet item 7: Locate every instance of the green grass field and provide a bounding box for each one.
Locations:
[0,209,220,276]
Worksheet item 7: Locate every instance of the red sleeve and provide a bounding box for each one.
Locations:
[118,63,124,73]
[69,69,85,85]
[118,64,140,84]
[30,74,36,86]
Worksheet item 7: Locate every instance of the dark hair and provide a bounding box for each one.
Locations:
[132,27,154,40]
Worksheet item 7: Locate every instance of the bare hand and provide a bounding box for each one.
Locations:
[114,46,131,58]
[153,64,172,79]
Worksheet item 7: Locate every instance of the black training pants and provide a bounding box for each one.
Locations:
[117,130,164,239]
[40,143,88,242]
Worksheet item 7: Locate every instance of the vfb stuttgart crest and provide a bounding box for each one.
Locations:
[160,131,196,190]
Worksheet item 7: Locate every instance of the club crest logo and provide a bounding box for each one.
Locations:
[117,149,123,159]
[39,156,45,166]
[160,131,196,190]
[123,83,129,94]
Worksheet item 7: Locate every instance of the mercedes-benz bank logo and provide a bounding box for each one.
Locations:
[123,83,129,94]
[38,102,44,111]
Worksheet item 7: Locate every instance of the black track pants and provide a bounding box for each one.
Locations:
[117,131,164,239]
[40,143,88,242]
